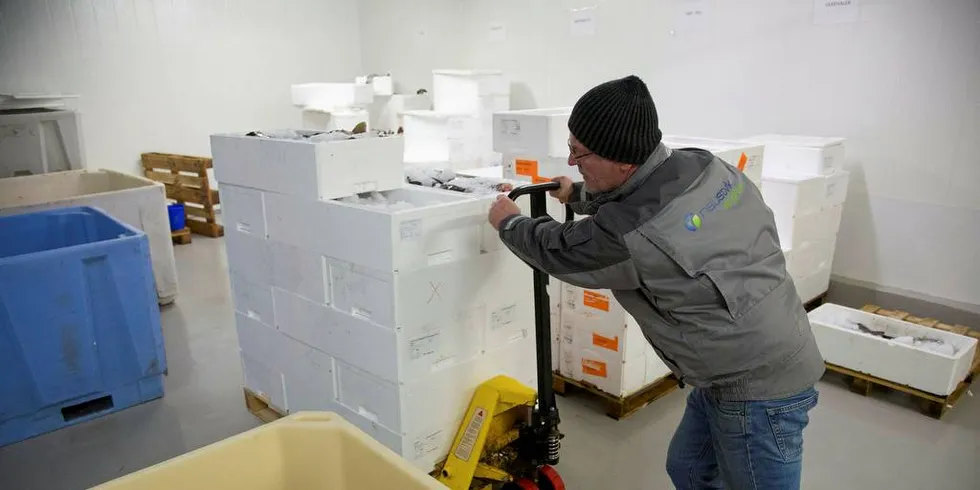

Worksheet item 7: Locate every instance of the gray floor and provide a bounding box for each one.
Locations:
[1,237,977,489]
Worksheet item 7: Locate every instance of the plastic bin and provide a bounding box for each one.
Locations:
[0,206,166,447]
[91,412,447,490]
[167,203,185,231]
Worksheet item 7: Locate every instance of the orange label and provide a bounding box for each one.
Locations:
[531,175,551,184]
[582,359,608,378]
[515,159,538,177]
[592,333,620,352]
[582,290,610,312]
[737,152,748,171]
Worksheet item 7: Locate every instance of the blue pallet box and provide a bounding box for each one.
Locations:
[0,206,167,447]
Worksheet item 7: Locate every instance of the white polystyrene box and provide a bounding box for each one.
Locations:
[783,239,835,280]
[809,304,978,396]
[403,111,492,167]
[773,203,843,250]
[301,108,371,132]
[492,108,572,158]
[432,69,509,114]
[210,131,405,200]
[744,134,845,177]
[376,94,431,131]
[229,271,275,327]
[762,173,826,233]
[793,264,831,303]
[219,184,267,237]
[558,284,671,396]
[356,75,394,96]
[823,170,850,207]
[0,169,178,305]
[663,135,766,188]
[264,186,487,274]
[291,82,374,110]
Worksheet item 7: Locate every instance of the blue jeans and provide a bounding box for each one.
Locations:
[666,387,818,490]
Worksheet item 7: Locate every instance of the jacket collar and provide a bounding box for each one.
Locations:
[578,143,672,213]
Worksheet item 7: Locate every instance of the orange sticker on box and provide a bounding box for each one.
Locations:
[531,175,551,184]
[582,359,608,378]
[737,152,748,171]
[592,333,620,352]
[515,159,538,177]
[582,290,610,312]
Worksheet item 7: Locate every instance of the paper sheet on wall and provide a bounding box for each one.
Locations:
[673,0,711,34]
[488,23,507,43]
[570,7,597,37]
[813,0,860,25]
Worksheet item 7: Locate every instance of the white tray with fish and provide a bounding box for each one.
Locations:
[809,303,978,396]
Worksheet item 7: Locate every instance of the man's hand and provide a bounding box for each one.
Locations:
[550,176,574,203]
[488,195,522,231]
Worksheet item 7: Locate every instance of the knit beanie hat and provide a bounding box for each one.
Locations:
[567,75,662,165]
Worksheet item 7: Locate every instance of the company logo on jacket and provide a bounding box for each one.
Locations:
[684,179,744,231]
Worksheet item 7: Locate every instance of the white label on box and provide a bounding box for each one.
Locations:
[415,429,444,458]
[428,250,454,266]
[236,222,251,234]
[400,219,422,240]
[491,304,517,330]
[409,332,440,360]
[499,118,521,137]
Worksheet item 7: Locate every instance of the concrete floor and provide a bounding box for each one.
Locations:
[0,237,977,489]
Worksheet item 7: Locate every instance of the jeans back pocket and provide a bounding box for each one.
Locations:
[765,391,818,463]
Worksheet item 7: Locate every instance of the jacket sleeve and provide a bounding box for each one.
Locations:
[498,209,641,290]
[566,182,594,216]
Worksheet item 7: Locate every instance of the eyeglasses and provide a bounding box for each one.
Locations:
[567,141,593,165]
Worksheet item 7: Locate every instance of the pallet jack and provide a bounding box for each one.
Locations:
[436,182,568,490]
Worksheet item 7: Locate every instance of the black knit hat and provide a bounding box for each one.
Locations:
[568,75,662,165]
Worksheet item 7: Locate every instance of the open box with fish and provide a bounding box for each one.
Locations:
[808,304,978,396]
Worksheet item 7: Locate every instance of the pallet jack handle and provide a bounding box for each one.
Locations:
[507,182,573,467]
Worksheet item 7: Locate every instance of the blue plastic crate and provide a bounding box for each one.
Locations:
[0,206,167,447]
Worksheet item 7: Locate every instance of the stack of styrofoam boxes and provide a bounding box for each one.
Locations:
[356,74,434,132]
[210,131,537,472]
[403,70,510,170]
[557,283,672,396]
[661,135,766,190]
[743,135,849,303]
[291,83,374,132]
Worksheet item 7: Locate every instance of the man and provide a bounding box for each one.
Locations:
[487,75,824,490]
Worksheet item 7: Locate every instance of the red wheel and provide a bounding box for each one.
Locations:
[539,465,566,490]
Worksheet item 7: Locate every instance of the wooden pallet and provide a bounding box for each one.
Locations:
[243,387,285,423]
[804,292,828,312]
[142,152,224,238]
[825,304,980,419]
[171,227,191,245]
[553,372,679,420]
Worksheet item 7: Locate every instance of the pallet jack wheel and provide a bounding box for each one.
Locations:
[538,465,566,490]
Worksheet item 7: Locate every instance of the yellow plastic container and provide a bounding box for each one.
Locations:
[91,412,447,489]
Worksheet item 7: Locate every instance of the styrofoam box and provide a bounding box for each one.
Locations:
[784,239,834,280]
[773,203,843,250]
[432,69,509,114]
[403,111,490,166]
[558,284,671,396]
[793,264,831,303]
[265,186,487,273]
[356,75,394,96]
[210,131,404,201]
[809,304,978,396]
[662,135,765,188]
[301,108,371,132]
[762,173,826,219]
[492,108,571,158]
[236,313,536,471]
[744,134,845,177]
[0,169,178,305]
[291,83,374,110]
[824,170,850,207]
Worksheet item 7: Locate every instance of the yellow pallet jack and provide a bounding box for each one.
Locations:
[436,183,568,490]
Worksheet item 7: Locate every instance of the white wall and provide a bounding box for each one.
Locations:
[0,0,363,175]
[360,0,980,308]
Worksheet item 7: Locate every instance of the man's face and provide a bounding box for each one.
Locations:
[567,135,636,193]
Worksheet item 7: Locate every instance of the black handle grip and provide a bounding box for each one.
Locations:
[507,182,561,201]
